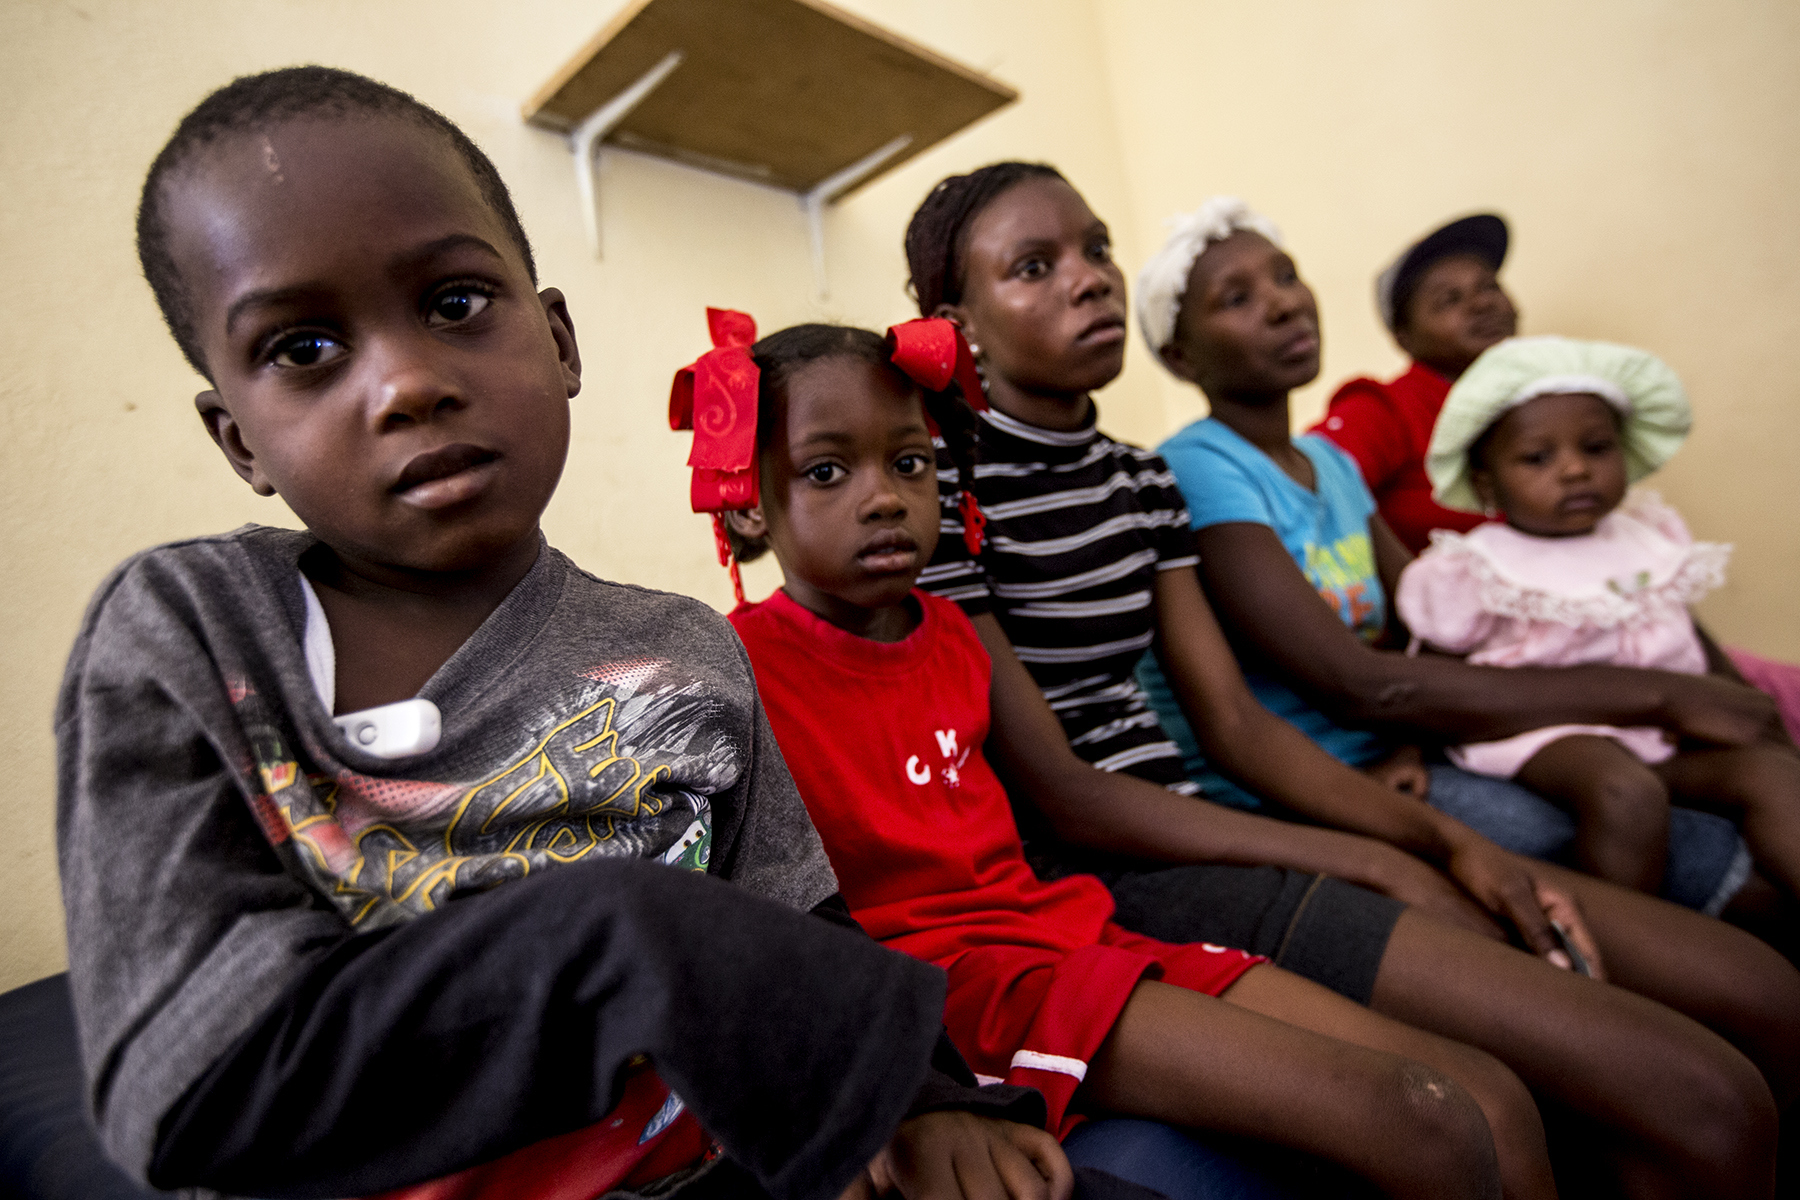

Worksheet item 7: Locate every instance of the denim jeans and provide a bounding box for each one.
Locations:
[1424,765,1752,914]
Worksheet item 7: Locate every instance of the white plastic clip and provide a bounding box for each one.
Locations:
[800,134,912,300]
[570,49,686,258]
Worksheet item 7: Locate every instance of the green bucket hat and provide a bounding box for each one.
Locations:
[1428,335,1692,512]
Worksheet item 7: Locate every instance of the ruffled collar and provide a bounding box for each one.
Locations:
[1423,490,1729,628]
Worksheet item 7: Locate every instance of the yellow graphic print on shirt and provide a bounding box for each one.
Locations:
[1302,532,1382,641]
[243,667,717,928]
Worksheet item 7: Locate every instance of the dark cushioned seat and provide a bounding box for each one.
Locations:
[0,973,168,1199]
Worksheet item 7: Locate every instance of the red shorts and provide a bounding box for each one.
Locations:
[941,922,1263,1134]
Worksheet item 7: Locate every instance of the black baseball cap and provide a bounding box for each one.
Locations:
[1376,213,1508,332]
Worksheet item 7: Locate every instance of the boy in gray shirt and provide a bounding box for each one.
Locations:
[57,67,1071,1200]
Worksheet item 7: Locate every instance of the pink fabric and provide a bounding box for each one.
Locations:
[1727,646,1800,744]
[1397,490,1729,776]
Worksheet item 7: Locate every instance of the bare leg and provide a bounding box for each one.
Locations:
[1084,966,1546,1200]
[1524,858,1800,1109]
[1370,909,1778,1198]
[1656,744,1800,902]
[1721,870,1800,965]
[1517,736,1670,894]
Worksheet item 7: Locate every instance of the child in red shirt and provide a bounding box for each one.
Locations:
[681,314,1546,1200]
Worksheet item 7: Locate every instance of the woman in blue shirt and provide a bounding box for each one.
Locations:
[1133,198,1781,929]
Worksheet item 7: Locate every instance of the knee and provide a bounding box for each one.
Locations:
[1582,766,1669,841]
[1381,1062,1504,1198]
[1657,1041,1778,1188]
[1723,745,1800,806]
[1434,1051,1545,1180]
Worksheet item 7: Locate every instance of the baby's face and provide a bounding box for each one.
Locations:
[1474,392,1627,537]
[164,113,580,579]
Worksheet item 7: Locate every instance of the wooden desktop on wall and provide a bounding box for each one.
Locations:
[522,0,1017,198]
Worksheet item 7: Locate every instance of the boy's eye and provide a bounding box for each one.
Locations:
[427,288,492,327]
[804,462,845,485]
[269,333,346,369]
[894,452,930,477]
[1014,255,1049,280]
[1087,238,1113,263]
[1518,450,1550,467]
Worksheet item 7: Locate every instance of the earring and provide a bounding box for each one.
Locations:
[968,342,982,358]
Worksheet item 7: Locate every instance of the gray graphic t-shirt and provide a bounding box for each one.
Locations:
[57,526,836,1174]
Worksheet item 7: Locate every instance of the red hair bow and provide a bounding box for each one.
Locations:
[669,307,760,512]
[672,311,989,608]
[885,317,988,555]
[884,317,988,421]
[670,308,760,605]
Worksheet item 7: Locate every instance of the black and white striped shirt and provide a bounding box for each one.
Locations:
[920,405,1201,796]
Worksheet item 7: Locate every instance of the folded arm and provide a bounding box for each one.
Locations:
[1196,520,1780,747]
[970,611,1498,936]
[150,867,978,1200]
[1148,566,1594,967]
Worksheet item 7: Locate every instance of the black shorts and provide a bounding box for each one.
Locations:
[1102,865,1403,1006]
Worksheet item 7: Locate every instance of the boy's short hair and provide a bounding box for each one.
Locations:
[137,65,537,379]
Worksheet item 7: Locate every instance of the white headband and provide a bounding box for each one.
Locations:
[1135,196,1283,360]
[1508,373,1634,415]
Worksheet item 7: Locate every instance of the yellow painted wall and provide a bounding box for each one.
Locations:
[1093,0,1800,658]
[2,0,1794,990]
[0,0,1156,989]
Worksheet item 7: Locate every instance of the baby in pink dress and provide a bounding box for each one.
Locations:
[1397,336,1800,903]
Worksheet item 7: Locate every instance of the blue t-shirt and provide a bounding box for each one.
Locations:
[1139,418,1390,807]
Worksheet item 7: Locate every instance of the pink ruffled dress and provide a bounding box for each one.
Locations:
[1395,490,1730,777]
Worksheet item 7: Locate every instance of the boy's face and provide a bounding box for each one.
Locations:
[741,357,941,628]
[166,114,580,580]
[1473,392,1627,537]
[1395,253,1517,380]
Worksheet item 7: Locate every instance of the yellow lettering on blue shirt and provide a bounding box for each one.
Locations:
[1302,533,1380,639]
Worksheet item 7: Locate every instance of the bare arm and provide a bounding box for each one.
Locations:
[1695,621,1796,750]
[1695,621,1747,684]
[970,612,1500,936]
[1195,521,1781,747]
[1370,513,1413,610]
[1149,567,1594,967]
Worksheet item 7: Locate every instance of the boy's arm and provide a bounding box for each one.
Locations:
[970,613,1502,940]
[59,577,946,1200]
[151,860,952,1200]
[707,642,845,912]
